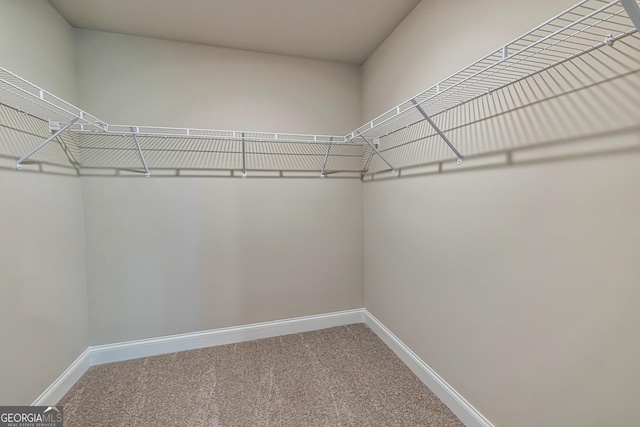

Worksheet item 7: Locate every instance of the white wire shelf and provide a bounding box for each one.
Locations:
[0,0,638,177]
[349,0,640,143]
[69,125,357,146]
[0,67,352,146]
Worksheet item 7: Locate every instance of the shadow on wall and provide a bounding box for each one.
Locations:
[363,34,640,182]
[0,104,364,179]
[0,102,365,180]
[0,104,80,176]
[2,33,640,180]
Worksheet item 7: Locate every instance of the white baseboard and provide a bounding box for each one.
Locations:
[32,348,92,406]
[33,309,363,406]
[33,307,493,427]
[363,309,494,427]
[90,309,365,365]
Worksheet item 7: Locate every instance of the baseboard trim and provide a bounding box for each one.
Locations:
[33,309,363,405]
[90,309,365,365]
[363,309,494,427]
[34,308,493,427]
[32,348,92,406]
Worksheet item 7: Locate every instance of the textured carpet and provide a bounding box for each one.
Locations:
[59,324,464,426]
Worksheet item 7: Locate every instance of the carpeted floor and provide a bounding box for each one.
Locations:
[59,324,464,426]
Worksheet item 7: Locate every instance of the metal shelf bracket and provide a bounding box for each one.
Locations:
[410,99,464,165]
[16,117,80,170]
[621,0,640,32]
[130,127,150,178]
[242,132,247,178]
[356,131,395,174]
[4,1,639,177]
[320,137,333,178]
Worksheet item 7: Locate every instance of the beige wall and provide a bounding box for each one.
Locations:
[0,0,77,103]
[362,0,640,426]
[75,30,360,135]
[6,2,637,423]
[82,177,363,345]
[1,1,364,402]
[0,0,88,405]
[0,170,89,405]
[73,30,365,345]
[364,154,640,427]
[361,0,576,122]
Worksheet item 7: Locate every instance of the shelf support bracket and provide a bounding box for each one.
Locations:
[356,131,395,174]
[130,127,150,178]
[621,0,640,32]
[411,99,463,165]
[320,137,333,178]
[241,132,247,178]
[16,117,80,170]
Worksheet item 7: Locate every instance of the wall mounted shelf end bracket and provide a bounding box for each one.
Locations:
[15,116,80,171]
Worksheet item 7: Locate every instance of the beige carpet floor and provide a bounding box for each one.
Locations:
[59,324,464,426]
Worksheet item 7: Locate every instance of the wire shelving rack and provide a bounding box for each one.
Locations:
[1,0,639,178]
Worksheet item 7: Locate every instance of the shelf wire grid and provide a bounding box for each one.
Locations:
[0,0,638,176]
[75,133,367,173]
[0,103,80,173]
[365,32,640,174]
[0,65,365,175]
[0,67,104,132]
[354,0,639,143]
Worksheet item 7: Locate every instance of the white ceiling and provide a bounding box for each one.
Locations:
[47,0,420,64]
